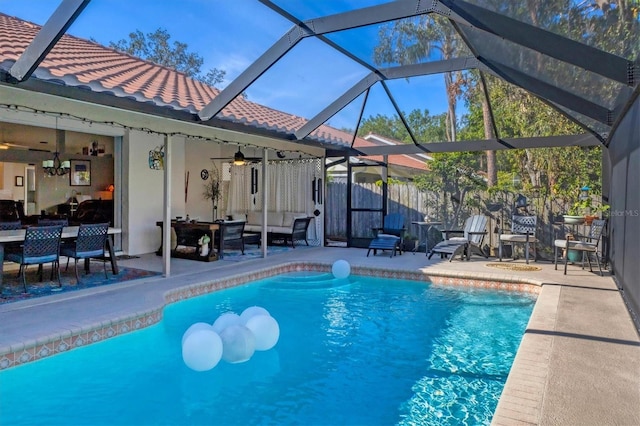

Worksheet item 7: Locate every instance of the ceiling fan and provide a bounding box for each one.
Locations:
[210,148,263,165]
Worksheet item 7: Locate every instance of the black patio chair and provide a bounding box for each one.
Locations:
[215,221,246,259]
[554,219,606,276]
[5,225,63,292]
[60,223,110,283]
[0,221,23,230]
[37,218,69,226]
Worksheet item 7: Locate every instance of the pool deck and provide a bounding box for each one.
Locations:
[1,247,638,425]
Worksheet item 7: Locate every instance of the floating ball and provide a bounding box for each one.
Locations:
[181,329,223,372]
[245,314,280,351]
[332,260,351,279]
[212,312,241,334]
[240,306,270,324]
[182,322,214,345]
[220,324,256,363]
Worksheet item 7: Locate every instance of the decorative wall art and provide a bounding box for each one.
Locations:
[149,146,164,170]
[15,176,23,187]
[69,159,91,186]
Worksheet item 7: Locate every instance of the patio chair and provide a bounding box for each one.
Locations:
[215,221,246,259]
[554,219,606,275]
[0,221,23,230]
[60,223,110,283]
[38,218,69,226]
[5,225,63,292]
[427,215,488,261]
[368,213,405,257]
[499,215,538,264]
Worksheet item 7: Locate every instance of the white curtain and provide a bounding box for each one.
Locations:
[225,159,323,242]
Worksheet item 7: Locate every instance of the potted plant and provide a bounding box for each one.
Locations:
[202,164,221,220]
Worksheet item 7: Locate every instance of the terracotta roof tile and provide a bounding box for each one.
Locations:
[0,12,428,171]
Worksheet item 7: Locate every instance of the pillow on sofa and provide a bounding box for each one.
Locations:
[247,211,262,225]
[267,212,284,227]
[282,212,307,228]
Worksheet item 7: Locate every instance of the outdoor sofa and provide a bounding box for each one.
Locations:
[229,211,311,247]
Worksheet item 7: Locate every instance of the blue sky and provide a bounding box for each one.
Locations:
[0,0,451,132]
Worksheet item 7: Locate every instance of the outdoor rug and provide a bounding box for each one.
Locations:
[485,262,542,272]
[0,262,161,305]
[220,244,310,262]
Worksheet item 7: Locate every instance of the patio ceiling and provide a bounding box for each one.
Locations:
[1,0,638,155]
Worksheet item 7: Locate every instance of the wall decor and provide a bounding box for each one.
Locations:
[69,159,91,186]
[148,146,164,170]
[15,176,23,187]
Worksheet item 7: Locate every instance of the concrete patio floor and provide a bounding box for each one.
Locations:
[1,246,638,425]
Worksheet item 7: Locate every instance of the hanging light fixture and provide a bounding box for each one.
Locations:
[233,148,246,166]
[42,118,70,176]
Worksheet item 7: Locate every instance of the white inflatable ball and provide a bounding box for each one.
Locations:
[212,312,242,334]
[182,322,214,345]
[240,306,271,324]
[245,314,280,351]
[332,260,351,279]
[220,324,256,363]
[182,329,223,372]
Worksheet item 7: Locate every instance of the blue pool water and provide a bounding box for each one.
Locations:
[0,272,535,425]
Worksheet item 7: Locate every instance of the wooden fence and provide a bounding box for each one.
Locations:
[326,181,581,259]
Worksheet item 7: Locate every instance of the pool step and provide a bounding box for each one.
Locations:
[265,272,352,290]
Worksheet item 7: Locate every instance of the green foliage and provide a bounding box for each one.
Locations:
[110,28,225,86]
[202,163,220,204]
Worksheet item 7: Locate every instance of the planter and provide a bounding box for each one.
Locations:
[563,215,585,225]
[584,215,597,225]
[567,249,582,262]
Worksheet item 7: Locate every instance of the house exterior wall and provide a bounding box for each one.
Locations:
[121,130,187,255]
[607,91,640,327]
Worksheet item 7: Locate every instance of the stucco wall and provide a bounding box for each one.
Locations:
[607,90,640,325]
[121,132,226,255]
[122,131,188,255]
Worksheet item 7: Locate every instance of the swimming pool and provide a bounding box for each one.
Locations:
[0,272,535,425]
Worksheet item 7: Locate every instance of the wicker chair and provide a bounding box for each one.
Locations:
[214,221,246,259]
[60,223,110,282]
[5,225,63,292]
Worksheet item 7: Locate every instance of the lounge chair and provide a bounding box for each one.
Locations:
[499,215,538,264]
[427,215,488,261]
[367,213,405,257]
[554,219,606,275]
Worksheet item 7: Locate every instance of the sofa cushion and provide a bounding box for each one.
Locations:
[268,226,291,234]
[247,211,262,225]
[282,212,307,228]
[244,224,261,233]
[267,212,284,227]
[231,212,247,222]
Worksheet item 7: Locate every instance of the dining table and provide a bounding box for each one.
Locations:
[0,226,122,288]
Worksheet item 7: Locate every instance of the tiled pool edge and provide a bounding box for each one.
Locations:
[0,262,542,371]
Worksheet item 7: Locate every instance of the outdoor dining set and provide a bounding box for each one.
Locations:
[0,220,121,293]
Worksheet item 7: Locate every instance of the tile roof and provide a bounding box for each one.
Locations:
[0,13,427,172]
[356,134,429,171]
